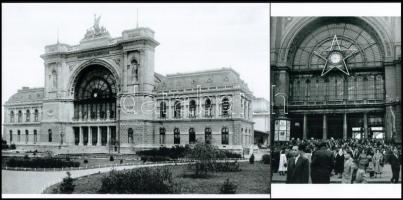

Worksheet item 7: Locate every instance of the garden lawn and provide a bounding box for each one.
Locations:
[44,161,270,194]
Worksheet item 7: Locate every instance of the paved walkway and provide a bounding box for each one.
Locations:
[272,164,401,184]
[2,162,188,194]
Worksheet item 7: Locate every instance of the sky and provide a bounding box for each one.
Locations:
[2,3,270,128]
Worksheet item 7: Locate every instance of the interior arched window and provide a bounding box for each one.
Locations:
[205,98,212,117]
[34,109,39,122]
[10,111,14,123]
[189,100,196,118]
[26,110,30,122]
[18,111,22,123]
[221,97,230,117]
[160,101,167,118]
[174,101,181,118]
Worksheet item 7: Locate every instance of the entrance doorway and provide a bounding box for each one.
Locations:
[327,114,343,139]
[307,115,323,139]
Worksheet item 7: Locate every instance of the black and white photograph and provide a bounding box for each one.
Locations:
[270,15,401,185]
[1,3,270,196]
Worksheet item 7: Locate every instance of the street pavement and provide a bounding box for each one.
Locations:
[2,162,188,194]
[271,164,401,183]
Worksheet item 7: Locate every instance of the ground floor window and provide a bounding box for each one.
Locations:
[189,128,196,144]
[25,130,29,144]
[17,130,21,143]
[205,127,212,144]
[174,128,180,144]
[128,128,134,144]
[48,129,52,142]
[160,127,166,144]
[33,130,37,144]
[222,127,229,145]
[9,130,12,142]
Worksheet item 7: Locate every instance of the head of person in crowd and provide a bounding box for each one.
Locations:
[344,149,353,160]
[291,145,299,157]
[298,143,307,156]
[318,141,327,150]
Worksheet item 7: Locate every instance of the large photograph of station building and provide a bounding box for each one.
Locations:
[270,16,401,142]
[2,21,269,156]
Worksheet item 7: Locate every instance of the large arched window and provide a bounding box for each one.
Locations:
[128,128,134,144]
[174,101,181,118]
[189,100,196,118]
[160,101,167,118]
[205,98,212,118]
[48,129,52,142]
[189,128,196,144]
[221,97,230,117]
[160,127,166,144]
[33,130,37,144]
[174,128,180,144]
[288,18,385,104]
[10,111,14,123]
[18,111,22,123]
[222,127,229,145]
[205,127,212,144]
[34,109,39,122]
[26,110,30,122]
[25,130,29,144]
[73,65,117,121]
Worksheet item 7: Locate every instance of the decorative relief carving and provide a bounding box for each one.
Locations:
[113,58,121,66]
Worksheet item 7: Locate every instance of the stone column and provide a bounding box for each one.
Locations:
[343,113,348,139]
[363,113,368,139]
[107,126,111,146]
[79,127,83,146]
[303,114,308,139]
[323,114,327,140]
[89,126,93,146]
[97,126,102,146]
[216,96,220,118]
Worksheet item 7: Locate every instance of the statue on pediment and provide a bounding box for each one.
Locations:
[83,14,110,40]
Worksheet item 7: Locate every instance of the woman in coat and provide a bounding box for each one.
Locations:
[372,149,383,178]
[358,149,369,173]
[278,149,288,176]
[334,148,345,178]
[342,150,355,184]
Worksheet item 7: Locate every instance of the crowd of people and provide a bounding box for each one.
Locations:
[271,138,401,184]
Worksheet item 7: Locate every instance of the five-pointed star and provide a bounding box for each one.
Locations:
[313,35,358,76]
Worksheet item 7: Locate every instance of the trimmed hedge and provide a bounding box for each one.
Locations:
[98,167,180,194]
[6,157,80,168]
[137,146,190,159]
[215,161,241,172]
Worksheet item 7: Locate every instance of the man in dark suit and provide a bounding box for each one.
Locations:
[389,147,401,183]
[311,141,334,183]
[286,143,310,184]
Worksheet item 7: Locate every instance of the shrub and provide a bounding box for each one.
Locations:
[24,155,29,159]
[83,159,88,164]
[219,178,237,194]
[120,159,123,164]
[98,167,180,194]
[10,144,16,150]
[186,142,222,177]
[109,156,114,162]
[262,154,270,165]
[223,151,242,159]
[249,154,255,164]
[59,172,75,194]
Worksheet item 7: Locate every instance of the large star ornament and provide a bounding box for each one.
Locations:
[313,35,358,76]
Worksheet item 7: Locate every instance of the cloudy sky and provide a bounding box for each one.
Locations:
[2,3,270,121]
